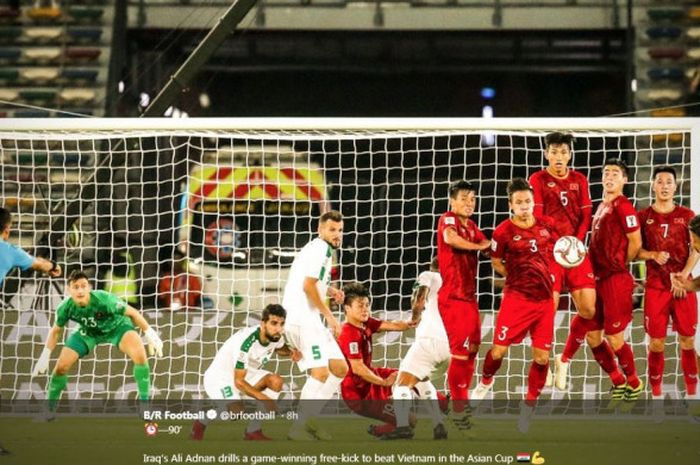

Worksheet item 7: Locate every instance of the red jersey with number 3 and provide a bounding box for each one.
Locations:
[338,317,382,394]
[436,211,487,302]
[639,205,695,290]
[491,217,558,302]
[529,169,592,240]
[590,195,640,279]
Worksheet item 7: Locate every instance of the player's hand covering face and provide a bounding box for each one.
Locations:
[345,296,371,323]
[509,190,534,220]
[653,172,676,201]
[319,219,343,249]
[68,278,91,307]
[545,143,571,176]
[449,190,476,218]
[602,166,626,194]
[263,315,285,342]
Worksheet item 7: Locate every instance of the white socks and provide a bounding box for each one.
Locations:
[415,380,443,426]
[392,385,413,427]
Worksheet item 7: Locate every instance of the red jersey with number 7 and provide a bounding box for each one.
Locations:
[589,195,640,279]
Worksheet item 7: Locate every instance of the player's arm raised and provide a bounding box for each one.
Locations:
[443,227,490,251]
[347,359,395,387]
[303,276,341,337]
[125,306,163,357]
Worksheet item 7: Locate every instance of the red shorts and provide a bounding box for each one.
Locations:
[552,255,596,294]
[644,287,698,338]
[593,272,634,335]
[437,296,481,357]
[341,367,396,424]
[493,291,555,351]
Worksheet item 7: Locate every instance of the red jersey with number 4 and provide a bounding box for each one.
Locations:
[437,211,487,302]
[491,217,558,302]
[529,169,592,240]
[338,317,382,393]
[590,195,640,279]
[639,205,695,290]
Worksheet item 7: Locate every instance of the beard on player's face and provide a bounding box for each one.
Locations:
[319,221,343,249]
[262,320,284,342]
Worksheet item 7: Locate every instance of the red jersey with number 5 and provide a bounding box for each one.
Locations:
[436,211,487,302]
[590,195,640,279]
[639,205,695,290]
[529,169,592,240]
[491,216,558,302]
[338,317,382,393]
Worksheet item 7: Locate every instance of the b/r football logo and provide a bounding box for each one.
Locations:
[145,422,159,436]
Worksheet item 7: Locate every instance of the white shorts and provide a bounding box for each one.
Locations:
[203,368,270,400]
[285,318,344,372]
[399,337,450,381]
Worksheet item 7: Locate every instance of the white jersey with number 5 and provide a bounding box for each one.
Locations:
[282,237,334,325]
[414,271,448,342]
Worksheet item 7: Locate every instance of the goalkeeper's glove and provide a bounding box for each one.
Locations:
[32,348,51,376]
[144,327,164,358]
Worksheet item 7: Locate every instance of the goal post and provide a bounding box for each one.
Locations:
[0,117,697,401]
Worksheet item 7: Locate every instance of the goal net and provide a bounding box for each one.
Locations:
[0,118,697,402]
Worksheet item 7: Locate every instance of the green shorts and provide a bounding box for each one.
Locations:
[65,323,136,358]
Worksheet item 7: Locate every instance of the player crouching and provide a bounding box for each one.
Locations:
[191,304,300,441]
[32,270,163,420]
[337,283,417,438]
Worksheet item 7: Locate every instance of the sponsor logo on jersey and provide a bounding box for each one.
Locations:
[646,219,654,224]
[650,375,661,380]
[444,216,455,225]
[513,235,522,241]
[625,215,638,228]
[613,322,621,328]
[349,342,359,355]
[539,229,549,237]
[547,182,556,188]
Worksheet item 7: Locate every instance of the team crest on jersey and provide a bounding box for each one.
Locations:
[569,183,579,191]
[539,230,549,237]
[444,216,455,225]
[674,218,686,224]
[94,311,106,320]
[547,182,556,188]
[646,219,654,224]
[349,342,359,355]
[513,235,522,241]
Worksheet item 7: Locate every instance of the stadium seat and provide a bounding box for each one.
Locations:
[24,47,62,63]
[20,67,59,84]
[0,27,22,42]
[59,89,96,105]
[0,89,19,102]
[67,7,104,22]
[647,47,685,60]
[15,109,51,117]
[0,48,22,62]
[0,111,7,118]
[689,7,700,21]
[23,27,63,43]
[646,8,685,22]
[0,7,21,22]
[19,88,57,104]
[51,153,83,165]
[67,28,102,43]
[58,109,95,118]
[687,48,700,59]
[16,152,48,164]
[646,67,684,81]
[650,108,686,117]
[645,88,683,101]
[645,26,683,40]
[27,5,63,22]
[62,69,98,83]
[65,47,101,62]
[0,68,19,83]
[687,27,700,40]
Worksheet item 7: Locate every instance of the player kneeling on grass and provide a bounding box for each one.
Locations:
[471,178,558,434]
[191,304,300,441]
[32,270,163,419]
[337,283,416,438]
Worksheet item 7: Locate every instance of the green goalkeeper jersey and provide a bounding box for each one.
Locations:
[55,290,132,337]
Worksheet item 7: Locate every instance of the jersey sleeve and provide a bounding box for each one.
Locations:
[438,212,458,238]
[490,224,507,259]
[10,245,34,271]
[416,271,432,288]
[304,240,330,281]
[530,172,544,218]
[338,326,363,360]
[366,317,383,335]
[235,331,257,370]
[473,222,488,243]
[616,200,640,234]
[54,299,70,327]
[574,173,593,241]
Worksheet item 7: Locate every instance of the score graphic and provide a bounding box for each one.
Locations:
[204,218,241,260]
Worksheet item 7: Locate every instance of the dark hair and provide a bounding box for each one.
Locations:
[68,269,90,284]
[604,158,629,177]
[0,207,12,231]
[652,165,676,180]
[507,177,533,200]
[262,303,286,321]
[544,132,575,150]
[430,256,438,272]
[449,180,476,199]
[343,282,370,308]
[320,210,343,224]
[689,215,700,238]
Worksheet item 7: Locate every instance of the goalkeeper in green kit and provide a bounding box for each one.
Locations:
[32,270,164,419]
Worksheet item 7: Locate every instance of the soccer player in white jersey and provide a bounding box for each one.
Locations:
[385,258,450,440]
[282,210,349,441]
[191,304,299,441]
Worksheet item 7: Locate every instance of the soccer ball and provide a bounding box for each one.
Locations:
[553,236,587,269]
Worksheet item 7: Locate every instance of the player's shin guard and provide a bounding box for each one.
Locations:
[647,350,664,397]
[591,341,625,386]
[526,361,549,405]
[415,381,443,427]
[562,315,592,362]
[133,363,151,400]
[481,350,503,384]
[614,343,640,388]
[681,348,698,396]
[47,374,67,411]
[447,357,471,413]
[392,385,413,428]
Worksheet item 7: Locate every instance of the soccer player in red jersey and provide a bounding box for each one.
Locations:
[587,158,643,408]
[436,181,491,428]
[529,132,597,390]
[470,178,558,433]
[337,283,416,437]
[637,166,699,420]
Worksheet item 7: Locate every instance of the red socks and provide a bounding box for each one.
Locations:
[614,342,640,389]
[562,315,594,362]
[482,349,503,384]
[526,361,550,403]
[647,350,664,397]
[681,348,698,396]
[591,341,626,386]
[448,356,472,413]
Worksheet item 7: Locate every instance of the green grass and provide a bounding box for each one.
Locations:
[0,415,698,465]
